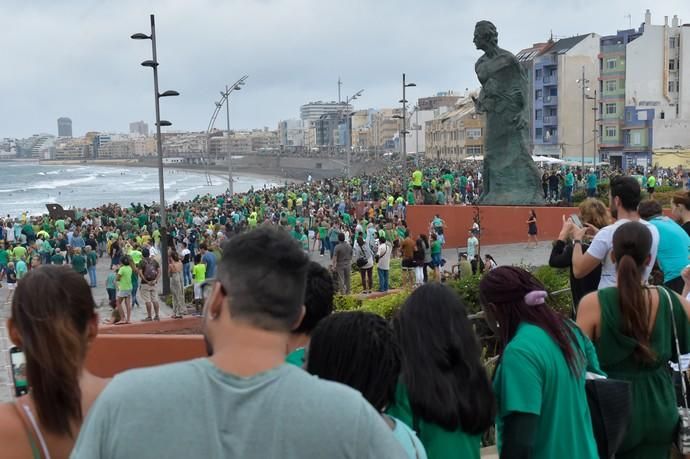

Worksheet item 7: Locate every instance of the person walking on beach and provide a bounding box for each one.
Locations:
[526,209,538,248]
[71,247,87,278]
[85,245,97,288]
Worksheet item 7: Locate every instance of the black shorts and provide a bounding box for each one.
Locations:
[413,185,422,190]
[402,259,415,269]
[647,187,655,194]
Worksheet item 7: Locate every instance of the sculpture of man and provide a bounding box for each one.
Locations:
[472,20,544,205]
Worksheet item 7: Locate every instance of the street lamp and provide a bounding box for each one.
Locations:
[397,73,416,170]
[586,89,597,168]
[132,13,179,296]
[343,89,364,180]
[576,66,590,170]
[215,75,249,195]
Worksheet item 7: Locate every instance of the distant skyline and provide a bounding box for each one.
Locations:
[2,0,689,139]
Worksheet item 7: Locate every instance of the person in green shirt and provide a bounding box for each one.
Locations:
[192,254,207,313]
[479,266,599,459]
[71,248,87,275]
[12,245,26,262]
[646,174,657,198]
[317,223,329,256]
[51,249,66,265]
[116,256,134,324]
[286,261,334,367]
[388,284,495,459]
[0,244,9,271]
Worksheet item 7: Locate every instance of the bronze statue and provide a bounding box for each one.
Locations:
[472,20,544,205]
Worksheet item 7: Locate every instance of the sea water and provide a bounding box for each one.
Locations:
[0,162,276,218]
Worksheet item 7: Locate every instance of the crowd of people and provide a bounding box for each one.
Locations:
[3,163,690,458]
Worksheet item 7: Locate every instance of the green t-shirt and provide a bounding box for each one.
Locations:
[412,170,423,187]
[493,323,598,459]
[51,254,65,265]
[285,348,306,367]
[129,250,143,266]
[388,382,479,459]
[193,263,206,283]
[72,254,87,274]
[55,219,65,232]
[12,246,26,261]
[117,265,133,291]
[0,249,8,265]
[318,226,328,239]
[431,240,442,255]
[647,175,656,187]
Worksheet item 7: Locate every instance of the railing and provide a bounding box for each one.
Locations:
[543,115,558,125]
[543,96,558,106]
[543,74,558,85]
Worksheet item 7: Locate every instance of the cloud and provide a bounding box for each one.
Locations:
[1,0,689,138]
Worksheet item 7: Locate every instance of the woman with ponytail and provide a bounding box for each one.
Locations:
[0,265,109,458]
[480,266,599,459]
[578,221,690,458]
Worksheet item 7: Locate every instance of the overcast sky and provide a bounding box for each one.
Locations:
[1,0,689,139]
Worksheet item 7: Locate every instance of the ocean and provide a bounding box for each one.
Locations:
[0,162,277,218]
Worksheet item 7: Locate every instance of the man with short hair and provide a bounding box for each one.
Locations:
[572,175,660,288]
[138,247,161,321]
[200,243,217,279]
[400,230,416,289]
[72,227,403,459]
[331,232,352,294]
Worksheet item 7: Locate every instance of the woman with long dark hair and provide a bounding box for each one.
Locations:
[479,266,599,458]
[307,311,427,459]
[0,265,109,458]
[577,221,690,458]
[526,209,538,248]
[388,283,495,458]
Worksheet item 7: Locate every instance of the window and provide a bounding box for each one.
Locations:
[670,37,677,49]
[535,128,543,138]
[466,128,482,139]
[535,109,543,120]
[632,131,641,146]
[605,80,617,92]
[669,81,677,93]
[466,145,482,155]
[670,59,676,71]
[549,87,557,96]
[535,89,543,99]
[606,58,617,69]
[605,126,617,137]
[535,69,542,79]
[606,103,617,115]
[626,111,632,121]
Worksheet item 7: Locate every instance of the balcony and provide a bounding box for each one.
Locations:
[543,96,558,106]
[543,115,558,126]
[543,75,558,85]
[542,134,558,144]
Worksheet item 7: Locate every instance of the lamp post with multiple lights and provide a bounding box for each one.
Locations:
[393,73,416,171]
[131,14,179,296]
[216,76,248,195]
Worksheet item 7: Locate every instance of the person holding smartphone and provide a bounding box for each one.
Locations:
[549,198,610,317]
[0,265,109,458]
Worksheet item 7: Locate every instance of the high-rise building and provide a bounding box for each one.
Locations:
[531,33,600,162]
[597,27,643,169]
[57,117,72,137]
[129,121,149,136]
[278,119,305,149]
[300,101,352,123]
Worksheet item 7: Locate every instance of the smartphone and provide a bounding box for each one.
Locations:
[10,347,29,397]
[570,214,583,229]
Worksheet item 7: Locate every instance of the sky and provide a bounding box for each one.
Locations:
[1,0,689,139]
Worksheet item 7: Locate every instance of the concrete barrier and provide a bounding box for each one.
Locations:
[407,205,579,247]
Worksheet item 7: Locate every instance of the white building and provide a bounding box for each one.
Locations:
[278,119,305,148]
[300,101,353,123]
[129,121,149,136]
[626,11,690,149]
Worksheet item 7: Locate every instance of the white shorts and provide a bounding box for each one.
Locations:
[6,283,16,290]
[193,282,202,300]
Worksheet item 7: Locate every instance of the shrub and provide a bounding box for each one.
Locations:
[531,265,572,317]
[333,294,362,312]
[349,258,402,293]
[359,291,409,319]
[447,274,483,314]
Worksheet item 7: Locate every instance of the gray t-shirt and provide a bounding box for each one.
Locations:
[71,359,404,459]
[333,242,353,269]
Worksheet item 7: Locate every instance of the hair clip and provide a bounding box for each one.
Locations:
[524,290,548,306]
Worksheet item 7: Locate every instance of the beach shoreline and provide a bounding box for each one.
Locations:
[35,159,301,185]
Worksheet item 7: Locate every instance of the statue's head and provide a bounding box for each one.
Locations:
[474,20,498,51]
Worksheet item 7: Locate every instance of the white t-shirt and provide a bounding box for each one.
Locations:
[586,218,660,289]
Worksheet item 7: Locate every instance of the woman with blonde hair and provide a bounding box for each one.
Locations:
[549,198,610,317]
[671,190,690,236]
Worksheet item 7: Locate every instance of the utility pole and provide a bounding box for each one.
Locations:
[581,66,585,170]
[225,84,232,194]
[337,77,342,103]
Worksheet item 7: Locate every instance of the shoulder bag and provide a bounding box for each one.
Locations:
[660,286,690,454]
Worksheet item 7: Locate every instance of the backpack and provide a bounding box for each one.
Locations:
[142,259,159,282]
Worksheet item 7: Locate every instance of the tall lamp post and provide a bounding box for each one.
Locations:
[343,89,364,180]
[576,66,590,170]
[216,75,249,195]
[132,14,179,296]
[393,73,416,171]
[586,89,598,168]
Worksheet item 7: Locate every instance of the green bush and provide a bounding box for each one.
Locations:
[359,291,409,319]
[447,274,483,314]
[531,265,572,317]
[349,258,403,293]
[333,294,362,312]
